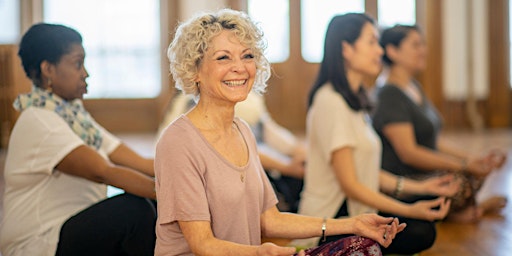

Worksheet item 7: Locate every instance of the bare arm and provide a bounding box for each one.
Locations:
[382,123,466,172]
[177,206,404,255]
[379,171,459,198]
[258,152,304,179]
[436,137,469,159]
[331,147,449,221]
[109,143,154,177]
[177,220,297,256]
[56,145,155,199]
[260,207,404,248]
[383,123,492,176]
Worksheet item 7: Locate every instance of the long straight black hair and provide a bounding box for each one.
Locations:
[307,13,374,111]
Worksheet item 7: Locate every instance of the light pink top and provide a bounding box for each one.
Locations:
[154,115,278,256]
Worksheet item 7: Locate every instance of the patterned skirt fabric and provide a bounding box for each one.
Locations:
[295,236,382,256]
[448,172,484,213]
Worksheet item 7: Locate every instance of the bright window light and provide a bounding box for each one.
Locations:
[248,0,290,63]
[44,0,161,98]
[0,0,20,44]
[378,0,416,28]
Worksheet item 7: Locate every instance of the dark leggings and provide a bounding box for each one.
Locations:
[55,193,157,256]
[319,200,436,255]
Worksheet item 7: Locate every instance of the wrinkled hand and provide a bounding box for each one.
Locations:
[352,214,406,248]
[410,197,451,221]
[421,174,460,197]
[257,242,298,256]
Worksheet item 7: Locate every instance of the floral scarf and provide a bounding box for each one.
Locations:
[13,86,102,149]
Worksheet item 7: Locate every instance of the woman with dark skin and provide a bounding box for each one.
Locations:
[0,23,156,256]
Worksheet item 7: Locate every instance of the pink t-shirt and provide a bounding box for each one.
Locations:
[154,115,278,255]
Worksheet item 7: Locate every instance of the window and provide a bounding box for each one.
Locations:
[44,0,161,98]
[0,0,20,44]
[378,0,416,28]
[300,0,365,63]
[248,0,289,63]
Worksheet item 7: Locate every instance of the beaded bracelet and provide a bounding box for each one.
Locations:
[393,176,404,198]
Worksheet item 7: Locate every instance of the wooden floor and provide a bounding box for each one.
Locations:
[0,128,511,256]
[420,128,512,256]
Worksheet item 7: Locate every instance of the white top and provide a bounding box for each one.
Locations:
[235,91,298,155]
[0,107,121,256]
[296,84,380,247]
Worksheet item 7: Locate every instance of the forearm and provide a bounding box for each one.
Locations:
[259,152,289,174]
[343,181,411,218]
[104,165,156,199]
[399,145,465,172]
[192,238,260,256]
[109,143,155,177]
[380,171,425,196]
[261,208,355,239]
[437,137,468,159]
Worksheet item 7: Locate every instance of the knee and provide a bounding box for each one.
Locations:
[124,194,157,222]
[406,221,437,251]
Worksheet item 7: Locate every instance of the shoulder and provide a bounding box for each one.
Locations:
[376,84,404,99]
[314,83,344,104]
[17,107,68,127]
[157,116,195,145]
[13,107,73,138]
[313,83,352,113]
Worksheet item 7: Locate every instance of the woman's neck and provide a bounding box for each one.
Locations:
[345,69,363,93]
[187,99,236,134]
[386,65,414,88]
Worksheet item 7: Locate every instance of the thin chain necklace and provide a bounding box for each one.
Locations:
[232,121,247,183]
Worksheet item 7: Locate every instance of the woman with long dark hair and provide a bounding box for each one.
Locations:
[298,14,458,255]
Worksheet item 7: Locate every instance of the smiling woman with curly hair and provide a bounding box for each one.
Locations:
[155,8,405,256]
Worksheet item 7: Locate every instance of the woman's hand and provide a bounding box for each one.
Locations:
[256,242,299,256]
[408,197,451,221]
[351,214,406,248]
[465,157,493,177]
[419,174,460,197]
[486,149,507,169]
[283,159,305,179]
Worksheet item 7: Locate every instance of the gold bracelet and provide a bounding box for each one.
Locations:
[321,217,327,242]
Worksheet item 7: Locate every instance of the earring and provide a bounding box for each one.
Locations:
[47,78,53,93]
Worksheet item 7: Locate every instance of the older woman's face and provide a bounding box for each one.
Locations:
[48,43,89,101]
[195,30,256,105]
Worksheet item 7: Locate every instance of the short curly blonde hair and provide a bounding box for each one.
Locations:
[167,8,270,98]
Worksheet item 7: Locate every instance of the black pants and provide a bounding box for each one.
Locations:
[55,193,157,256]
[319,200,436,255]
[266,172,303,213]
